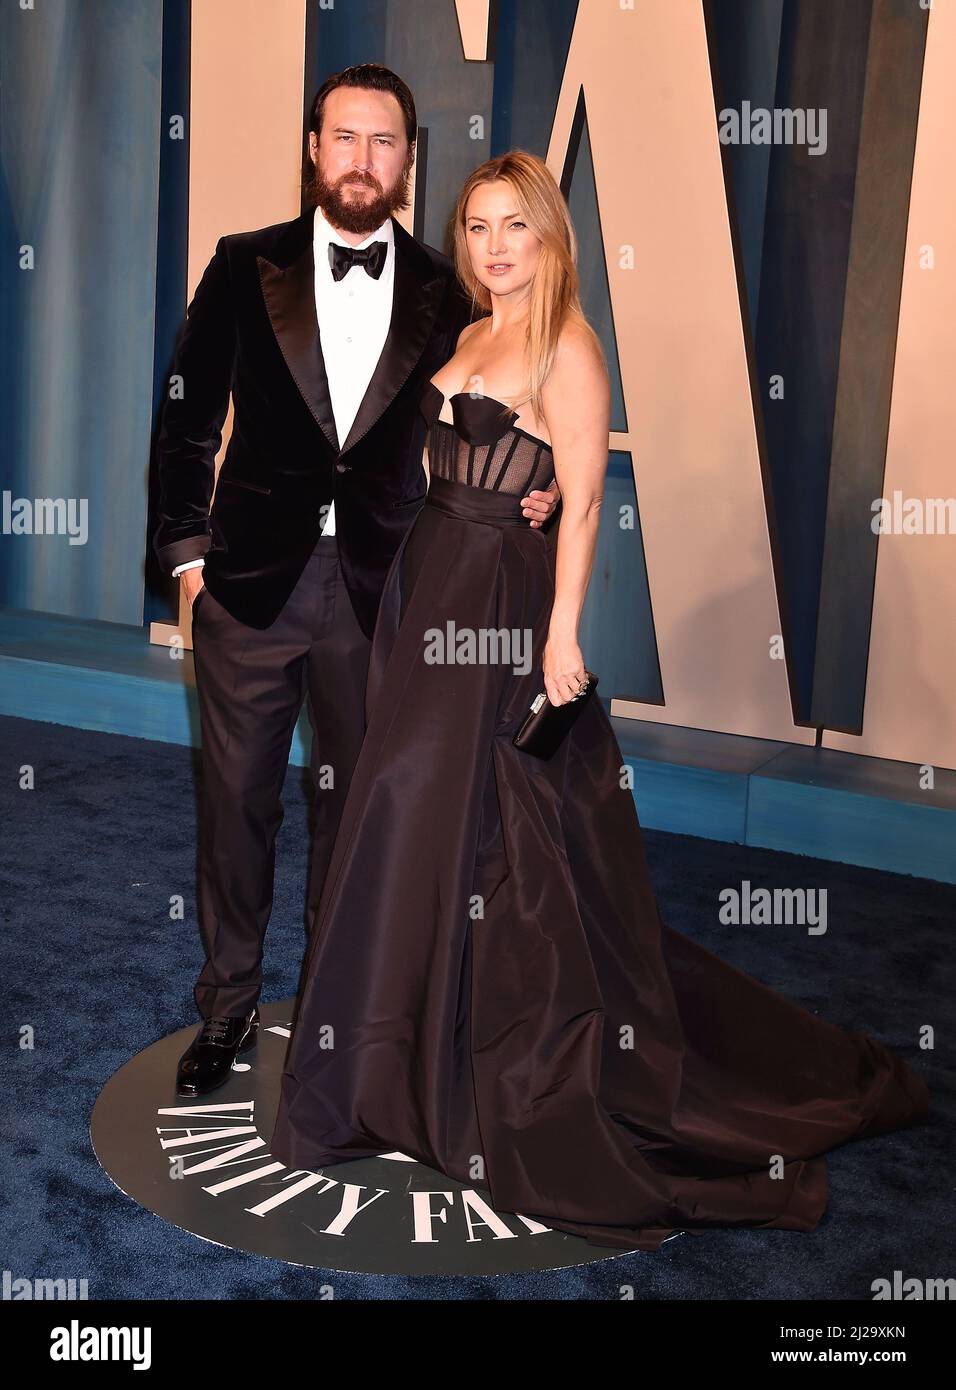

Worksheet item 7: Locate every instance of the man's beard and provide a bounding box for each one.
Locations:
[309,162,412,236]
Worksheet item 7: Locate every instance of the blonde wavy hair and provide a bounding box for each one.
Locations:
[451,150,604,423]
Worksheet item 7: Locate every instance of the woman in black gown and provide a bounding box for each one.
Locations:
[269,151,930,1251]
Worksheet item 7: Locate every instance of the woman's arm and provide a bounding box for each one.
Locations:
[539,322,611,705]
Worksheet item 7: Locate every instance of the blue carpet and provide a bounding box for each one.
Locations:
[0,712,950,1300]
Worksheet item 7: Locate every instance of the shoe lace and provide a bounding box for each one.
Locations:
[199,1016,238,1046]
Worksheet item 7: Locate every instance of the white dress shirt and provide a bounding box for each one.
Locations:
[173,204,395,578]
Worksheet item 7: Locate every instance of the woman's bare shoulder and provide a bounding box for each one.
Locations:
[546,313,608,397]
[556,310,604,361]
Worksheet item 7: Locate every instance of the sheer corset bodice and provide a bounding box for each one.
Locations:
[420,379,555,496]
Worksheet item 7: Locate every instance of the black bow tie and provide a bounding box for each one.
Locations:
[329,240,388,282]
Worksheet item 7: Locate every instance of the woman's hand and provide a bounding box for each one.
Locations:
[543,634,587,706]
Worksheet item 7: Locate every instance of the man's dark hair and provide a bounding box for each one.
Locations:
[302,64,417,204]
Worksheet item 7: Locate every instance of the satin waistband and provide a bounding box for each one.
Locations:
[424,474,528,527]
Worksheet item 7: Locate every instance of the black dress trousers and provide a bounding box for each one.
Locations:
[190,534,371,1018]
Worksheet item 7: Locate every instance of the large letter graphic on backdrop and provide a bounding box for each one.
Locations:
[545,0,813,745]
[825,2,956,772]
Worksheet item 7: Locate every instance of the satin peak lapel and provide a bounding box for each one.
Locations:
[257,216,446,457]
[257,237,339,453]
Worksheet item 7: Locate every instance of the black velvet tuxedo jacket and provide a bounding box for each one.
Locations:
[152,208,472,637]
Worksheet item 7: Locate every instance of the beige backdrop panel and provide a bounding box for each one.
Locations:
[151,0,307,649]
[455,0,491,60]
[825,2,956,771]
[548,0,810,745]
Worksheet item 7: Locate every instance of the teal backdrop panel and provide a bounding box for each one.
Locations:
[0,0,163,624]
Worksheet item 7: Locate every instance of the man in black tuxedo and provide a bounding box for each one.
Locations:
[153,64,557,1096]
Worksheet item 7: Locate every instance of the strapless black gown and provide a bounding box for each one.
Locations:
[269,379,930,1251]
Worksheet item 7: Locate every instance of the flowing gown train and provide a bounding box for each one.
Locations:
[269,379,930,1251]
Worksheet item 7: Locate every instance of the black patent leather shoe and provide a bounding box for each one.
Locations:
[175,1008,259,1097]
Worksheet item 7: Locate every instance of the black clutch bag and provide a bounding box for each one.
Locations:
[512,671,599,759]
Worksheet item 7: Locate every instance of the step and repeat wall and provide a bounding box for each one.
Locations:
[1,0,953,767]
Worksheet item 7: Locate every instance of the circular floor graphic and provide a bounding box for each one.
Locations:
[91,1001,650,1275]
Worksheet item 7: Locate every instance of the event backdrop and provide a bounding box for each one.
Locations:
[1,0,953,768]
